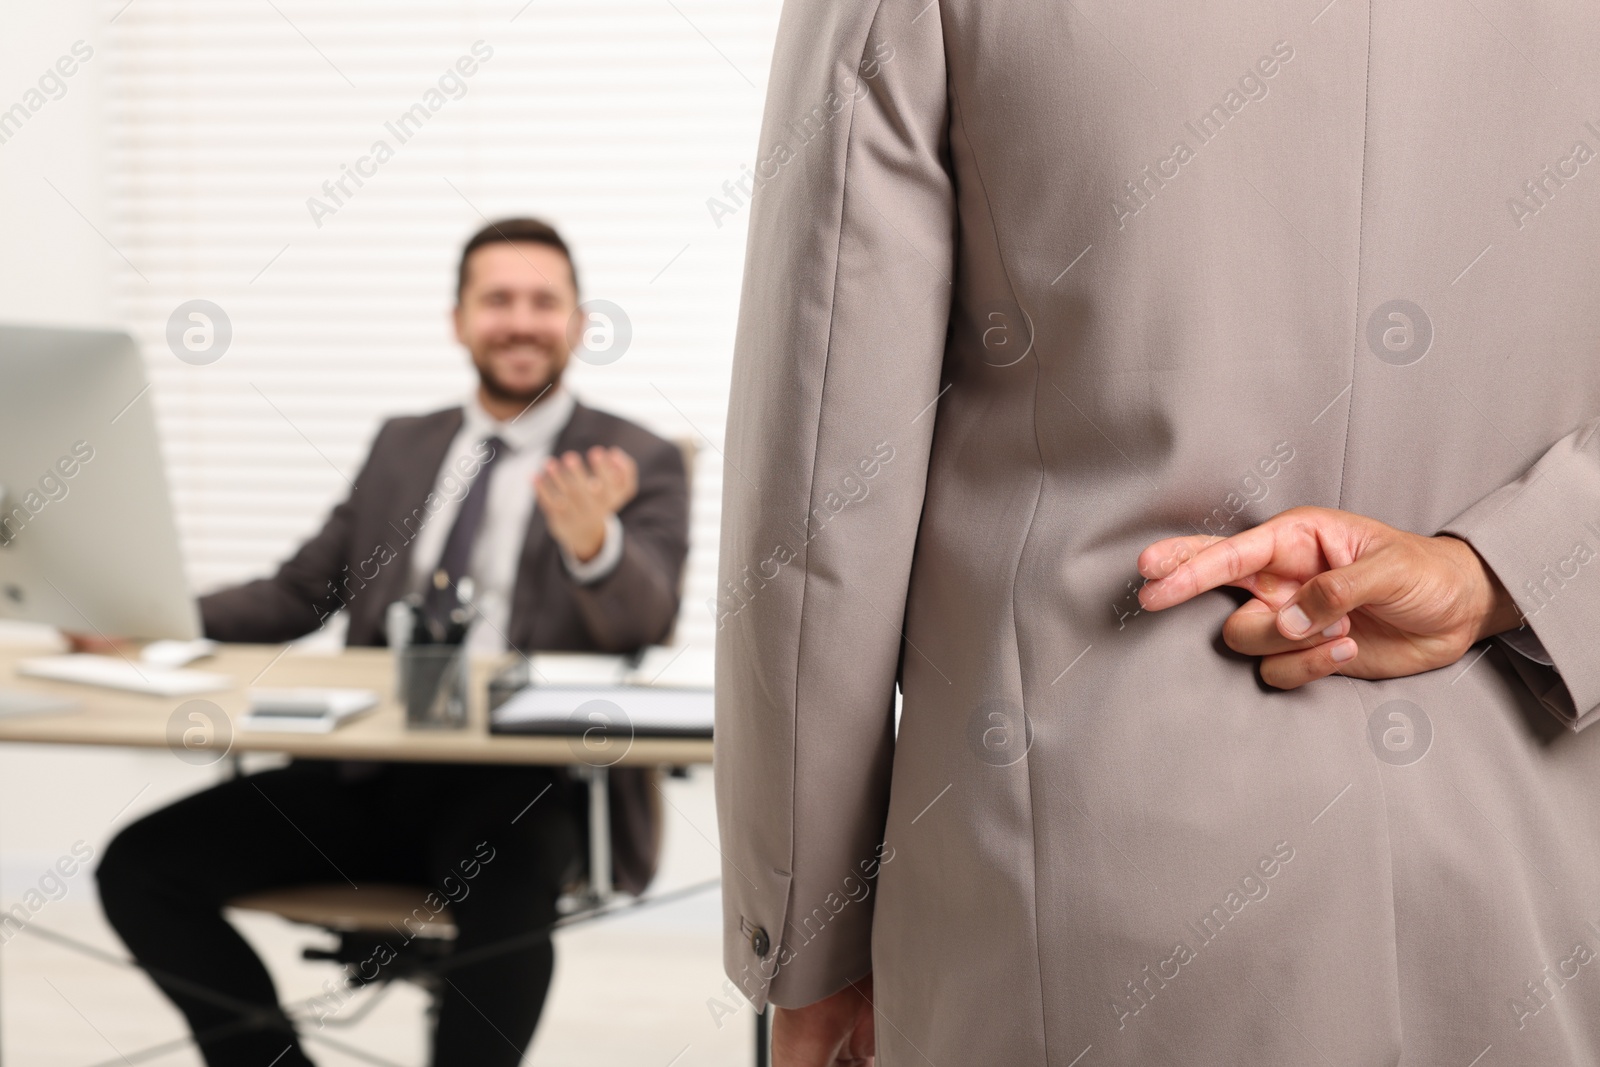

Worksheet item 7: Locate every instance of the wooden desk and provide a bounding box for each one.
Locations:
[0,643,714,903]
[0,644,746,1062]
[0,644,714,767]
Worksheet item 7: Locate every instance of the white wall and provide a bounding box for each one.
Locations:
[0,4,113,328]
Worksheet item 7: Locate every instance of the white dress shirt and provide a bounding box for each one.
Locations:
[405,386,623,656]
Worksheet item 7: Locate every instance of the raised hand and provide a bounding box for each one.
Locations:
[534,445,638,563]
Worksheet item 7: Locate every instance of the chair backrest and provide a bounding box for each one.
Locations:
[654,436,698,648]
[674,436,697,504]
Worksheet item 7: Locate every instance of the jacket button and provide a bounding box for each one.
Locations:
[751,926,771,957]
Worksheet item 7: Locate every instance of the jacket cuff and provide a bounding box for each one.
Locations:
[1435,424,1600,730]
[719,854,883,1012]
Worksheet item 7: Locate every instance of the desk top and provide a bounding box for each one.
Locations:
[0,645,714,767]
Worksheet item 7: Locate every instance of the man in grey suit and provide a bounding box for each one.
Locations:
[715,2,1600,1064]
[96,218,688,1066]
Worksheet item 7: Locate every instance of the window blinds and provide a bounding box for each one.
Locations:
[105,0,781,654]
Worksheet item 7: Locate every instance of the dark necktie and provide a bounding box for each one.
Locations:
[422,435,507,629]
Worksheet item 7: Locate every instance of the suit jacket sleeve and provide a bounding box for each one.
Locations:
[562,435,689,651]
[200,422,394,644]
[714,0,954,1012]
[1437,415,1600,730]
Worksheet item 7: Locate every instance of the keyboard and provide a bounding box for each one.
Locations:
[17,655,233,697]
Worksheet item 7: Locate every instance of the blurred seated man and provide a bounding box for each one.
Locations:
[94,218,689,1067]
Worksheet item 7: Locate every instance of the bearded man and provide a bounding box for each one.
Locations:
[96,218,688,1067]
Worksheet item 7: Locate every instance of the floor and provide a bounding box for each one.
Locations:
[0,625,756,1067]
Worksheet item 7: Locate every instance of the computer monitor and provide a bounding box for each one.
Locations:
[0,324,200,640]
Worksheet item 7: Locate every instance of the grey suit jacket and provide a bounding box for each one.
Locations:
[714,1,1600,1062]
[204,400,689,895]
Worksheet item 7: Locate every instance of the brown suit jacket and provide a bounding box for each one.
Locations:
[203,400,689,895]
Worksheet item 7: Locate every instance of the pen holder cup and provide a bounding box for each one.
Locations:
[402,645,470,730]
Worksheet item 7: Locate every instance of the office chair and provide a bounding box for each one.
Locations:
[226,787,603,1041]
[228,862,772,1064]
[228,883,458,1031]
[227,436,781,1058]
